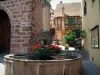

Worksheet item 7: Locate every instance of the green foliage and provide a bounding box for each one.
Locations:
[63,29,86,46]
[80,30,86,39]
[64,31,76,46]
[44,0,51,7]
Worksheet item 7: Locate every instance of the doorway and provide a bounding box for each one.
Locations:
[0,10,11,53]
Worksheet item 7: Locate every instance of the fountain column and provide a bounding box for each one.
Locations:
[41,0,52,44]
[43,1,51,31]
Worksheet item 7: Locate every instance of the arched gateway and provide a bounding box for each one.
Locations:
[0,10,11,53]
[0,0,44,54]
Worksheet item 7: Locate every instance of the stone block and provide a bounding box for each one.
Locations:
[0,0,43,53]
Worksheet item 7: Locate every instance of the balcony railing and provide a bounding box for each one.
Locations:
[65,24,82,30]
[55,24,62,30]
[52,24,81,30]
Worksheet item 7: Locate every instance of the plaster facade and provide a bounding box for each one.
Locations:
[82,0,100,67]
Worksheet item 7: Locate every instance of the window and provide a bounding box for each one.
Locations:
[75,17,81,24]
[65,18,68,24]
[65,18,75,24]
[84,0,87,16]
[58,18,61,24]
[65,17,81,24]
[68,18,75,24]
[91,25,99,49]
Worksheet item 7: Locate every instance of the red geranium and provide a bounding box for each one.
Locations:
[31,44,62,57]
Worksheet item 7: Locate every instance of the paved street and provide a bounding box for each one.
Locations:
[75,50,100,75]
[82,60,100,75]
[0,63,4,75]
[0,54,7,75]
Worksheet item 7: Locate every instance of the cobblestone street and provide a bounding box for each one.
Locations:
[74,50,100,75]
[0,63,4,75]
[0,54,5,75]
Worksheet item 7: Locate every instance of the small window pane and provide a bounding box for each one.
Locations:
[91,25,99,48]
[68,18,75,24]
[65,18,68,24]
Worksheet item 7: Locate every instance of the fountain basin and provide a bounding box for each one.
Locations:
[4,54,82,75]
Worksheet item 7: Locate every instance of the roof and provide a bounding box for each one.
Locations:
[54,2,82,17]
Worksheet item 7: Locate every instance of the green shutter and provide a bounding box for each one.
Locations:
[68,18,75,24]
[68,18,70,24]
[72,18,75,24]
[65,18,76,24]
[65,18,68,24]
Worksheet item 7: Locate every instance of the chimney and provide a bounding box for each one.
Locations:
[62,6,64,16]
[60,1,63,4]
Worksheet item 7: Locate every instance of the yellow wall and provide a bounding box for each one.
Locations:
[56,30,66,40]
[82,0,100,67]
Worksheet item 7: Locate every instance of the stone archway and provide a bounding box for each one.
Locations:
[0,10,11,53]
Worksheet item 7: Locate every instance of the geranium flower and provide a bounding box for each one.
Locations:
[31,44,62,57]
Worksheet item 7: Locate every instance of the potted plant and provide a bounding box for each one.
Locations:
[63,30,76,47]
[28,44,62,60]
[80,30,86,39]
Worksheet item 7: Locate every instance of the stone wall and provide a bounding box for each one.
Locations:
[31,0,43,43]
[0,0,43,54]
